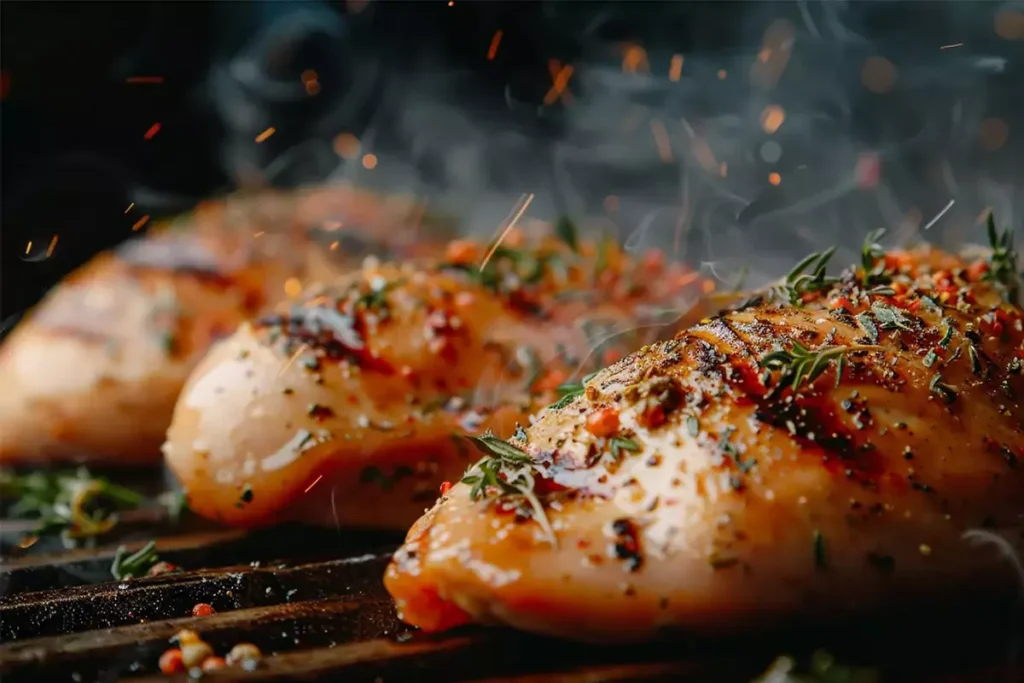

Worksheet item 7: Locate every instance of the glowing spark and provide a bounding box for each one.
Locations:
[622,44,649,74]
[480,193,534,272]
[132,215,151,231]
[940,42,963,50]
[448,0,453,5]
[923,199,955,231]
[254,231,265,238]
[126,76,164,84]
[25,241,32,255]
[330,240,340,251]
[362,154,378,170]
[650,119,673,163]
[305,80,321,96]
[278,343,309,379]
[760,105,786,134]
[284,277,303,299]
[124,202,135,213]
[45,235,59,258]
[544,60,574,106]
[256,127,276,143]
[144,123,161,140]
[304,475,324,493]
[757,48,772,62]
[488,30,503,60]
[768,172,782,186]
[333,133,360,158]
[301,69,318,84]
[669,54,683,81]
[717,69,727,80]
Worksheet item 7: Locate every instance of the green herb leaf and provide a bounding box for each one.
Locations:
[111,540,160,580]
[870,302,914,332]
[761,341,879,392]
[555,216,580,253]
[860,228,890,287]
[609,436,642,460]
[983,212,1020,305]
[929,373,958,404]
[771,247,840,306]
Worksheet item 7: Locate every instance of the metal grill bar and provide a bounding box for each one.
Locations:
[1,513,1019,682]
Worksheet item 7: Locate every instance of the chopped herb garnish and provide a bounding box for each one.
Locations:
[929,373,957,404]
[922,349,938,368]
[860,228,890,287]
[554,215,580,253]
[870,302,914,332]
[855,313,879,344]
[355,278,406,316]
[111,540,160,580]
[549,371,599,410]
[461,433,557,546]
[359,465,413,491]
[771,247,840,306]
[966,342,983,376]
[609,436,642,460]
[938,321,954,348]
[0,467,145,542]
[761,342,879,392]
[983,212,1020,305]
[239,484,254,504]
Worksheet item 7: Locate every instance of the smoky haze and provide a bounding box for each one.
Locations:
[199,0,1024,291]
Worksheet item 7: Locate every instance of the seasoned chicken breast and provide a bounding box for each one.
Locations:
[164,233,712,530]
[0,185,445,466]
[384,237,1024,642]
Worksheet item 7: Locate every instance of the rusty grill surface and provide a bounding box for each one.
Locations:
[0,484,1019,683]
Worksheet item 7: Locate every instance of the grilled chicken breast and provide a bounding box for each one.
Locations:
[164,233,712,530]
[0,185,444,466]
[385,241,1024,642]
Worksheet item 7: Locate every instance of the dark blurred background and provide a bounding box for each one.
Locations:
[3,0,1024,323]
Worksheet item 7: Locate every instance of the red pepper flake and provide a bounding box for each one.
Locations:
[830,297,852,311]
[143,123,161,140]
[159,649,185,674]
[586,407,621,437]
[445,240,478,265]
[906,299,922,312]
[439,481,452,496]
[192,603,216,617]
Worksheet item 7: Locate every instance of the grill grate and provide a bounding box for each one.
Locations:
[0,494,1019,682]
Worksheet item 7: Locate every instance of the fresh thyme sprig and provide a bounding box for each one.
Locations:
[555,215,580,253]
[770,248,840,306]
[983,212,1021,305]
[549,371,600,410]
[761,341,881,391]
[442,247,559,292]
[111,540,160,580]
[460,434,557,546]
[860,228,890,287]
[0,468,188,543]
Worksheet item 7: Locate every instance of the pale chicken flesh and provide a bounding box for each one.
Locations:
[385,239,1024,642]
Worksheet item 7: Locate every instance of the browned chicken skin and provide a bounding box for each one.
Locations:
[385,238,1024,642]
[164,230,713,530]
[0,185,446,466]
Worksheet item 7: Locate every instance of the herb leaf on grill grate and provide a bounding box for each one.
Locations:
[111,540,160,580]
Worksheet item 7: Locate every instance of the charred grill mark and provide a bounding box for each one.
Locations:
[116,238,236,288]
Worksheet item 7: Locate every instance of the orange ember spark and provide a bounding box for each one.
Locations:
[333,133,360,158]
[285,277,303,298]
[256,127,276,143]
[144,123,161,140]
[304,475,324,493]
[480,193,534,272]
[717,69,727,80]
[330,240,340,251]
[132,215,151,231]
[45,235,59,258]
[278,343,310,378]
[126,76,165,84]
[622,44,650,74]
[362,154,378,170]
[768,172,782,186]
[254,231,265,238]
[25,241,32,255]
[650,119,673,163]
[940,43,963,50]
[488,30,503,60]
[760,105,786,134]
[305,80,321,96]
[669,54,683,81]
[301,70,318,84]
[544,60,574,106]
[124,202,135,214]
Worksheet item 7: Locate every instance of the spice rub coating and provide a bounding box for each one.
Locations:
[164,232,711,530]
[0,186,439,466]
[384,234,1024,643]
